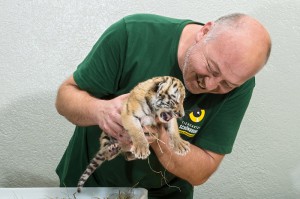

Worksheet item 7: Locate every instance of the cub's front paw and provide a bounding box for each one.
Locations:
[130,142,150,159]
[172,139,190,156]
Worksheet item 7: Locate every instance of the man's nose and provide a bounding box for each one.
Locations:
[205,77,221,90]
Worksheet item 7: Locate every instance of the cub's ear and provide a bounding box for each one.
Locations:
[154,82,166,95]
[153,82,160,93]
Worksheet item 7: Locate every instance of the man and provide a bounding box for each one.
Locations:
[55,13,271,198]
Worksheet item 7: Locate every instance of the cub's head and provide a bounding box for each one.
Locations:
[153,76,186,123]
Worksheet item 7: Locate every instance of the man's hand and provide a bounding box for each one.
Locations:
[96,94,131,144]
[56,75,131,144]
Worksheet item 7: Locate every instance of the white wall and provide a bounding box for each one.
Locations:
[1,1,299,198]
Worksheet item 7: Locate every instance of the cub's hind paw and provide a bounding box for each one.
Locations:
[104,143,121,160]
[109,143,120,153]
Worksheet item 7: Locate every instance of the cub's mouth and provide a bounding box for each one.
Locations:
[160,112,173,122]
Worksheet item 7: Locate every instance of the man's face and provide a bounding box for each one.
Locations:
[181,34,254,94]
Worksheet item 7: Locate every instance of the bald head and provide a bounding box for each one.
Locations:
[204,13,271,76]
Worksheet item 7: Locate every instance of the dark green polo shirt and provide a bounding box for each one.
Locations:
[56,14,254,199]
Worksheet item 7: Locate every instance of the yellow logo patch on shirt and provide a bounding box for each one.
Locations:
[189,109,205,123]
[178,109,206,138]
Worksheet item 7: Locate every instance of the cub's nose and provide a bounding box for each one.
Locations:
[175,111,185,118]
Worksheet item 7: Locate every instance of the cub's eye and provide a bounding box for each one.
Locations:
[168,100,177,108]
[170,99,178,105]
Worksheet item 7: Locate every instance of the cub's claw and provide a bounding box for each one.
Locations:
[130,143,150,159]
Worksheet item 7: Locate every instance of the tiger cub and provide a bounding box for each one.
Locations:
[77,76,190,193]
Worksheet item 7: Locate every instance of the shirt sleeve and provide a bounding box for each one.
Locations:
[194,78,255,154]
[73,18,127,98]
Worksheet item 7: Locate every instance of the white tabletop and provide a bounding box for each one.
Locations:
[0,187,148,199]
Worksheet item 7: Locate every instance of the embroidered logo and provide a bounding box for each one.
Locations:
[179,109,206,138]
[189,109,205,123]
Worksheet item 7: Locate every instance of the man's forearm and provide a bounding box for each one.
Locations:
[150,132,224,186]
[55,76,101,126]
[55,75,129,140]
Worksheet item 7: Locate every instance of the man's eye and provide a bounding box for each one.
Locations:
[222,81,232,89]
[207,64,219,77]
[212,71,220,77]
[206,64,211,72]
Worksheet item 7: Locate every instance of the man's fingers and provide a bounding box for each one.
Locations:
[119,93,130,99]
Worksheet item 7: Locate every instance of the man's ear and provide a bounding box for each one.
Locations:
[196,21,214,42]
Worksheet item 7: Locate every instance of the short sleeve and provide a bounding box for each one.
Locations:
[194,78,255,154]
[73,18,127,98]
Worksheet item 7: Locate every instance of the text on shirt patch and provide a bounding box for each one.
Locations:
[179,109,206,137]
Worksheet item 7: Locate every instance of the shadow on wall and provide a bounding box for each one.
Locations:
[0,91,73,187]
[1,168,58,187]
